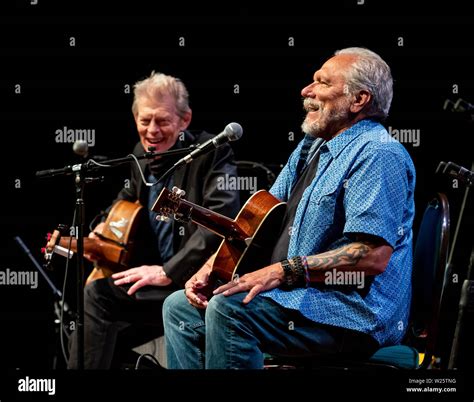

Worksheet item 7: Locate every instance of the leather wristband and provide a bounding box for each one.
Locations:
[281,259,295,289]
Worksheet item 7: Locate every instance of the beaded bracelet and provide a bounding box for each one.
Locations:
[281,256,310,289]
[301,255,310,286]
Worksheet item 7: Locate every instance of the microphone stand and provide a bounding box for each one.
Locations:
[74,170,85,370]
[35,146,195,370]
[446,163,474,369]
[449,248,474,369]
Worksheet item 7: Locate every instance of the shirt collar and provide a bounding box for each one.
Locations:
[321,119,380,159]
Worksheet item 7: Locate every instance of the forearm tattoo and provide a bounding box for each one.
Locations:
[306,242,371,271]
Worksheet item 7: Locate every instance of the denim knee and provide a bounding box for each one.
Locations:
[206,293,246,321]
[163,289,187,320]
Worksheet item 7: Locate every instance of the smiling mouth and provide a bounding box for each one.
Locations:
[146,138,165,145]
[304,101,321,112]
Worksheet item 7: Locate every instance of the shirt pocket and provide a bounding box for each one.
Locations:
[309,183,339,227]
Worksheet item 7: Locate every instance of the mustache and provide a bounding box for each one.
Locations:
[303,98,322,112]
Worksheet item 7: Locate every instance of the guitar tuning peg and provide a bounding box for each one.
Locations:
[172,186,186,197]
[156,215,170,223]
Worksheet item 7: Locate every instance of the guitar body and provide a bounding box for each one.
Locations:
[46,200,146,285]
[152,187,287,287]
[212,190,287,283]
[86,199,146,284]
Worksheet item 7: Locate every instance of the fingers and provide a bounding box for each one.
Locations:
[127,279,147,296]
[213,280,237,295]
[112,268,137,280]
[242,284,263,304]
[193,271,210,288]
[185,287,208,309]
[185,279,261,307]
[113,273,138,286]
[221,283,245,297]
[193,279,208,289]
[112,271,125,279]
[194,293,208,308]
[213,279,263,304]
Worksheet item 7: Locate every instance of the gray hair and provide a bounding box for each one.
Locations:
[131,71,191,117]
[335,47,393,121]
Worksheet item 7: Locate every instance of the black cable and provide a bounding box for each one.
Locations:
[155,164,177,185]
[134,353,161,369]
[59,210,76,365]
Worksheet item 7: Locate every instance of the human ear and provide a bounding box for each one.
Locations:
[350,90,371,113]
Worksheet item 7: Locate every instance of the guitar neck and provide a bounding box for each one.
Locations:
[172,199,249,241]
[56,237,126,265]
[164,199,249,241]
[152,187,249,241]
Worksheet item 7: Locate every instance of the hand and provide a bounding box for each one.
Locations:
[213,262,285,304]
[84,222,106,262]
[112,265,172,295]
[184,255,215,309]
[88,222,106,240]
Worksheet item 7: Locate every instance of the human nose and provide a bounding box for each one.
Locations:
[301,82,315,98]
[147,119,160,134]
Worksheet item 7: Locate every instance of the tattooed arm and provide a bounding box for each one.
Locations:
[305,234,393,283]
[213,235,392,303]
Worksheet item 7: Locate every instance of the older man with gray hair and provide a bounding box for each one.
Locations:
[163,47,416,369]
[68,72,240,369]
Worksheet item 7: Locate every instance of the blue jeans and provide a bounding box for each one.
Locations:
[163,290,377,369]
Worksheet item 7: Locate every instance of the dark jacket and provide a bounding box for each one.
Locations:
[110,130,241,287]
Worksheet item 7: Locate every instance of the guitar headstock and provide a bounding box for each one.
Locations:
[43,231,57,261]
[43,224,70,266]
[152,186,187,221]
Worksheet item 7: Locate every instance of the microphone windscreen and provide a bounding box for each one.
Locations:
[225,122,243,141]
[73,140,88,157]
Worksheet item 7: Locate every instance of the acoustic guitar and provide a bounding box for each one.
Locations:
[152,186,287,288]
[44,200,146,285]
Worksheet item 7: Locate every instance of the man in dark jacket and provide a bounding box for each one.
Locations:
[68,72,240,369]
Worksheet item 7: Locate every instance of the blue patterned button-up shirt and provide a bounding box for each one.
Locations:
[264,119,416,345]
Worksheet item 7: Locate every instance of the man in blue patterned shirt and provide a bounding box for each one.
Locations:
[163,47,416,369]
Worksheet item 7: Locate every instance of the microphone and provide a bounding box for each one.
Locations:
[73,140,89,157]
[437,161,474,186]
[73,139,108,162]
[173,122,243,168]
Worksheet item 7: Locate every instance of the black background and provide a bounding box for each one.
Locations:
[0,0,473,398]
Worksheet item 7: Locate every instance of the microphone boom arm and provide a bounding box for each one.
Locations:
[35,145,197,179]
